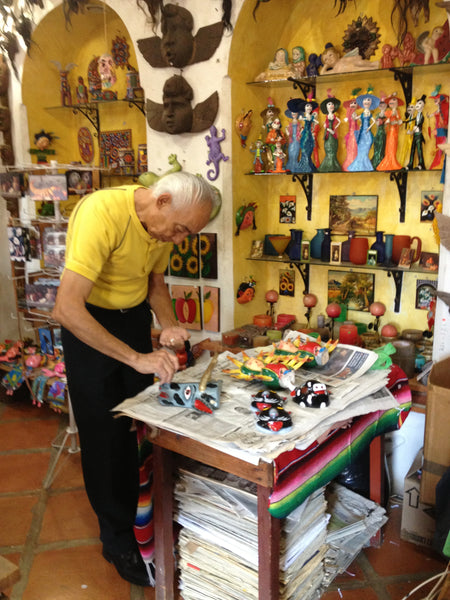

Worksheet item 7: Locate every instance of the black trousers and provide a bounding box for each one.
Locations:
[61,301,154,554]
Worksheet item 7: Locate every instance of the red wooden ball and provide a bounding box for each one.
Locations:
[370,302,386,316]
[303,293,318,308]
[326,302,341,318]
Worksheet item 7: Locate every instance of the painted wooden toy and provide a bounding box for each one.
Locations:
[50,61,77,106]
[223,351,296,390]
[250,390,287,412]
[263,337,338,368]
[290,379,330,408]
[255,405,293,433]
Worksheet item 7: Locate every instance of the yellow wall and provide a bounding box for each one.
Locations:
[229,0,446,333]
[22,2,145,175]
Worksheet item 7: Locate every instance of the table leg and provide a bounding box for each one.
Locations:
[369,435,385,547]
[257,484,280,600]
[153,445,175,600]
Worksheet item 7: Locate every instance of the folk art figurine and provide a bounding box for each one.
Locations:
[297,96,320,172]
[291,46,306,78]
[265,117,286,154]
[50,61,77,106]
[428,84,449,169]
[341,88,362,171]
[76,76,88,104]
[98,53,117,99]
[371,96,388,169]
[30,130,56,164]
[236,276,257,303]
[205,125,229,181]
[235,202,257,236]
[319,43,379,74]
[235,109,253,148]
[249,137,267,173]
[318,90,342,172]
[284,98,302,172]
[271,138,287,172]
[347,87,380,172]
[399,98,417,167]
[376,92,404,171]
[406,94,427,170]
[260,98,281,135]
[255,47,295,81]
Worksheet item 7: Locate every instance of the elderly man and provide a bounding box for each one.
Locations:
[52,172,217,586]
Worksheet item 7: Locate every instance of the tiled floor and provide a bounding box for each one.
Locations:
[0,392,447,600]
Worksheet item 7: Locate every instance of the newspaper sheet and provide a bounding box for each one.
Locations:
[113,339,398,464]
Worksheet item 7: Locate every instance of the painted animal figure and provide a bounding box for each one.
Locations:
[291,379,330,408]
[137,153,182,187]
[205,125,229,181]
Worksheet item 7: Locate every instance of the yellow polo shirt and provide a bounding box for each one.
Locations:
[64,185,172,309]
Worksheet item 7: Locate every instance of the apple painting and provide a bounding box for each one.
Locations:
[171,285,202,331]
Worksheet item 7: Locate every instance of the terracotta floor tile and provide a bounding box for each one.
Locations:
[39,489,98,544]
[23,545,131,600]
[47,450,84,489]
[386,576,447,600]
[0,494,37,546]
[333,558,367,582]
[0,553,21,599]
[1,399,45,420]
[0,452,51,493]
[0,418,60,451]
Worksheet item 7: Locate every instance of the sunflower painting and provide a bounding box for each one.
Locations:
[169,234,199,278]
[199,233,218,279]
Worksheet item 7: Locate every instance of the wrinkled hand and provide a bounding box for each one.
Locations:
[134,349,179,383]
[159,326,190,350]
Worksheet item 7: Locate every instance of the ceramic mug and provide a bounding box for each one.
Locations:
[392,235,422,264]
[349,237,369,265]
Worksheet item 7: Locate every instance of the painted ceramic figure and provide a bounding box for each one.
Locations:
[371,97,388,169]
[348,88,380,172]
[260,97,281,135]
[376,92,404,171]
[306,53,322,76]
[399,98,416,167]
[50,60,77,106]
[98,54,117,90]
[76,76,88,104]
[223,352,296,390]
[291,45,306,78]
[271,138,287,172]
[285,98,302,172]
[235,109,253,148]
[266,118,286,153]
[428,84,449,169]
[406,94,427,170]
[318,90,342,172]
[319,43,380,74]
[312,104,321,168]
[341,88,361,171]
[255,47,294,81]
[249,137,266,173]
[297,97,319,172]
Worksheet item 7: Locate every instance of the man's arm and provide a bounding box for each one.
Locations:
[148,271,190,346]
[52,269,179,382]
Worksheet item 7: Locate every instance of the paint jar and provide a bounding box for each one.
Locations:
[339,322,359,345]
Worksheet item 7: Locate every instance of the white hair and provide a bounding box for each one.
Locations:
[150,172,219,216]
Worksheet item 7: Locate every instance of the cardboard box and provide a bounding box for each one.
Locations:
[401,449,436,548]
[421,357,450,505]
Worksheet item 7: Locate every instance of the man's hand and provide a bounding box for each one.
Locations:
[134,348,179,383]
[159,326,190,349]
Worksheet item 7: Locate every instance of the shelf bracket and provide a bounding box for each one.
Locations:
[71,105,100,132]
[387,269,404,313]
[389,170,408,222]
[390,68,413,105]
[287,77,316,100]
[127,100,146,116]
[290,261,310,293]
[291,173,313,220]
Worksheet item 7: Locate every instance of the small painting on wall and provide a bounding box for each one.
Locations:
[202,285,220,332]
[279,195,296,223]
[28,174,68,202]
[279,269,295,296]
[328,269,375,312]
[420,191,443,222]
[170,285,202,331]
[199,233,218,279]
[329,195,378,236]
[416,279,437,310]
[169,234,199,278]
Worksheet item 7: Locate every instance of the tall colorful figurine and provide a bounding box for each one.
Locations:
[50,61,77,107]
[271,138,287,172]
[342,88,361,171]
[266,118,286,155]
[376,92,404,171]
[284,98,302,172]
[399,98,416,167]
[249,137,266,173]
[371,95,388,169]
[297,96,319,172]
[428,85,449,170]
[318,89,341,172]
[348,87,380,172]
[406,94,426,170]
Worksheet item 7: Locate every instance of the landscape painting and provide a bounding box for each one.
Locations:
[327,270,375,312]
[329,195,378,236]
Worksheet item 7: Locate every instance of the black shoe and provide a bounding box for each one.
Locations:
[102,547,152,586]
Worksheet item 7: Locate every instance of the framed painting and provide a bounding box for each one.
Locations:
[170,285,202,331]
[202,285,220,332]
[416,279,437,310]
[330,242,341,264]
[279,269,295,296]
[420,191,443,222]
[329,195,378,236]
[28,174,68,202]
[279,195,296,224]
[99,129,132,170]
[169,234,199,278]
[199,233,218,279]
[328,269,375,312]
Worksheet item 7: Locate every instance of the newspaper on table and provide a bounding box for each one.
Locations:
[113,331,398,463]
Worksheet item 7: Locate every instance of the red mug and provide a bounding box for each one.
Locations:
[392,235,422,264]
[349,237,369,265]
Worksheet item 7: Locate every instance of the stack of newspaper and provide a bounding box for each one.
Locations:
[322,482,388,586]
[174,462,329,600]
